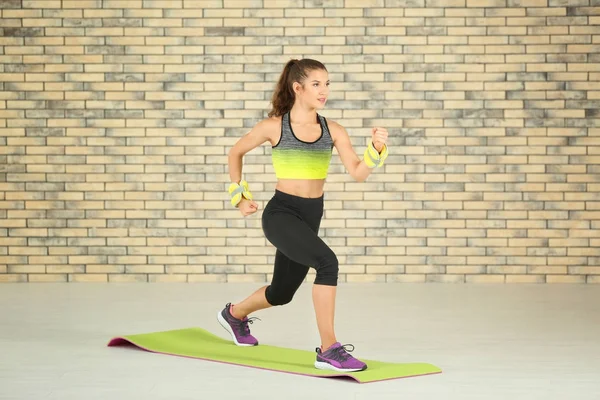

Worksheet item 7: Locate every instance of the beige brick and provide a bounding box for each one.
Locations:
[487,265,527,274]
[366,264,405,274]
[126,46,165,55]
[258,0,295,6]
[0,274,27,283]
[226,274,266,283]
[547,275,586,284]
[0,73,24,82]
[150,275,187,283]
[124,265,164,274]
[506,275,545,283]
[386,274,426,283]
[23,0,61,7]
[23,18,62,28]
[346,274,386,283]
[186,273,226,283]
[70,274,108,282]
[425,0,465,5]
[447,266,487,274]
[86,265,125,274]
[4,10,43,18]
[406,265,446,274]
[109,274,148,283]
[8,265,45,274]
[407,8,446,17]
[427,274,465,283]
[103,1,141,8]
[569,267,600,275]
[466,275,505,283]
[29,274,68,282]
[144,0,183,7]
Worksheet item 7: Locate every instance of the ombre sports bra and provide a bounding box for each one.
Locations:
[271,112,334,180]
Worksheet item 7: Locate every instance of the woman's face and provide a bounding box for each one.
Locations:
[293,68,330,111]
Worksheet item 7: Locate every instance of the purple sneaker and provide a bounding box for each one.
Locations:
[217,303,259,346]
[314,342,367,372]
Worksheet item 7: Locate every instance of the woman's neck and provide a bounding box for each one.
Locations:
[289,104,317,125]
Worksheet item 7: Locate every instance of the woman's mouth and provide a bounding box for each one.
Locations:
[318,98,326,104]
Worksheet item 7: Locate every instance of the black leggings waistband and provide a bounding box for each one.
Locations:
[273,189,324,204]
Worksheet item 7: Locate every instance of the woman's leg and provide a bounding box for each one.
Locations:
[261,211,340,350]
[230,285,270,320]
[312,284,337,351]
[231,250,309,319]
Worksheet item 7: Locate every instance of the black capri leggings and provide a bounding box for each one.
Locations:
[261,189,339,306]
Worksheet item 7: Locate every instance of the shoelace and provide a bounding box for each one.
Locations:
[235,316,260,336]
[324,344,355,362]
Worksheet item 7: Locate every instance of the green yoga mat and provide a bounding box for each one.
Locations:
[107,327,441,383]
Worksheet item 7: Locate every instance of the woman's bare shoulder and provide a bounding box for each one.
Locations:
[322,118,346,142]
[251,116,282,146]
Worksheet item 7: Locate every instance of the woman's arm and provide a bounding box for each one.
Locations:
[228,118,276,183]
[330,122,388,182]
[227,118,277,215]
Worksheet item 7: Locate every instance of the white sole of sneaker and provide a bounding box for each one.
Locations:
[216,310,255,347]
[314,361,367,373]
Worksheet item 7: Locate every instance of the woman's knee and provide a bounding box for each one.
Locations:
[314,251,338,286]
[265,285,295,306]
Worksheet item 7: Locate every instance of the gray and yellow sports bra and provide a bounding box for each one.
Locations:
[271,112,334,180]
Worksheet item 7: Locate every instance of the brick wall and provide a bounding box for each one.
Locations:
[1,0,599,284]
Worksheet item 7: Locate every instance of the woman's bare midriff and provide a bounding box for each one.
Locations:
[275,179,325,199]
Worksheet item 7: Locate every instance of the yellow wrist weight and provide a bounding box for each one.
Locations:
[228,180,252,207]
[363,142,389,168]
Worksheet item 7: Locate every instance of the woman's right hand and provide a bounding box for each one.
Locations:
[238,198,258,217]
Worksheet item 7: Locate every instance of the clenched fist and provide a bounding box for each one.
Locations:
[371,127,389,153]
[237,198,258,217]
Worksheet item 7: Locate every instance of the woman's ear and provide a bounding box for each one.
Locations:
[292,81,302,95]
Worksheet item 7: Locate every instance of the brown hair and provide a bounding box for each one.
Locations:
[268,58,327,118]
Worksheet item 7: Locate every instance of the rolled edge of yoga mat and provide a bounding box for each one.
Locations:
[107,328,442,384]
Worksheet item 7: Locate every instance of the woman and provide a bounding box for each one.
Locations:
[218,58,389,373]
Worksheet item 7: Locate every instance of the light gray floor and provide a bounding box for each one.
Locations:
[0,282,599,400]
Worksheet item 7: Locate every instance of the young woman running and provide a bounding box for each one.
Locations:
[218,58,389,373]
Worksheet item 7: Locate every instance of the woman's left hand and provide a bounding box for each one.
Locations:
[371,127,388,153]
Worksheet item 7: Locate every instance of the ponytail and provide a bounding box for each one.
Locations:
[268,58,327,118]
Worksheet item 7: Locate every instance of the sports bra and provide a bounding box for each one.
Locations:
[271,112,334,180]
